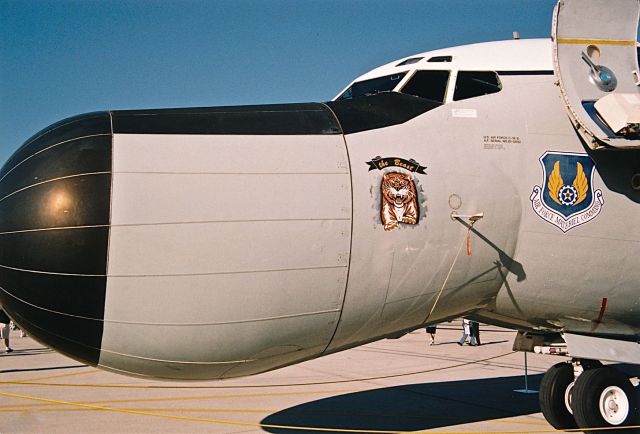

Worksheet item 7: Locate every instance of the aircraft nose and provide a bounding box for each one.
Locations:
[0,112,113,365]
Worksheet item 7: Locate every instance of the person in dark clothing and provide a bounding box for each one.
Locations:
[470,320,481,346]
[425,325,437,345]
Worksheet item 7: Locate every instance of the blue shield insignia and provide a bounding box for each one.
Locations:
[530,152,604,232]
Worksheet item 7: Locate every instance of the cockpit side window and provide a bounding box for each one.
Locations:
[400,70,450,103]
[453,71,502,101]
[337,73,407,101]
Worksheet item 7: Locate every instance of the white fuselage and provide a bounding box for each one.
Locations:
[95,39,639,379]
[1,39,638,381]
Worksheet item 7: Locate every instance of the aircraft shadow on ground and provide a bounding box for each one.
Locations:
[261,374,543,433]
[2,347,53,357]
[435,339,509,347]
[0,363,86,375]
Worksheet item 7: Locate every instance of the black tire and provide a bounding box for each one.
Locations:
[539,362,578,429]
[572,367,639,432]
[580,359,603,370]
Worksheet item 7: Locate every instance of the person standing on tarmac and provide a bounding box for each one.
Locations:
[425,325,437,345]
[0,308,13,353]
[470,320,481,345]
[458,318,480,346]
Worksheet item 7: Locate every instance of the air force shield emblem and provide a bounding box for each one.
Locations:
[530,152,604,232]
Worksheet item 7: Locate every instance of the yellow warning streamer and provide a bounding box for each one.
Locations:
[557,38,637,46]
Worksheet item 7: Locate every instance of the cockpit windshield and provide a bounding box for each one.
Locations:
[337,73,407,101]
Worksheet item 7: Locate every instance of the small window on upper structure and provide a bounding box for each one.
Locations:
[397,57,423,66]
[453,71,502,101]
[337,73,407,100]
[400,70,450,103]
[428,56,452,62]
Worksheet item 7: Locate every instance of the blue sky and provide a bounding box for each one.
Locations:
[0,0,557,165]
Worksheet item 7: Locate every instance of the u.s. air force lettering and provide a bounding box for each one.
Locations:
[530,151,604,232]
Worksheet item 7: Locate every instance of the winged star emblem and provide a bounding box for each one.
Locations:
[547,160,589,207]
[530,151,604,232]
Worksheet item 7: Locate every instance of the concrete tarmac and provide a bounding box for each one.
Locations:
[0,322,567,433]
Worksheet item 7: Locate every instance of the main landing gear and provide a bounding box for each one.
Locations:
[539,359,639,432]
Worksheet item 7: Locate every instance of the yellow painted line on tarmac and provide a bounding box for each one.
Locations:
[7,392,640,434]
[0,406,550,430]
[0,390,545,433]
[0,406,276,413]
[0,388,358,409]
[0,405,551,427]
[4,390,635,433]
[0,351,517,389]
[17,367,98,383]
[81,389,358,404]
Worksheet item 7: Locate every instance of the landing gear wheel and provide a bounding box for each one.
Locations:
[572,367,639,432]
[539,362,577,429]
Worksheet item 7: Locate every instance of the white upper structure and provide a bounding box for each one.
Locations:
[334,39,554,102]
